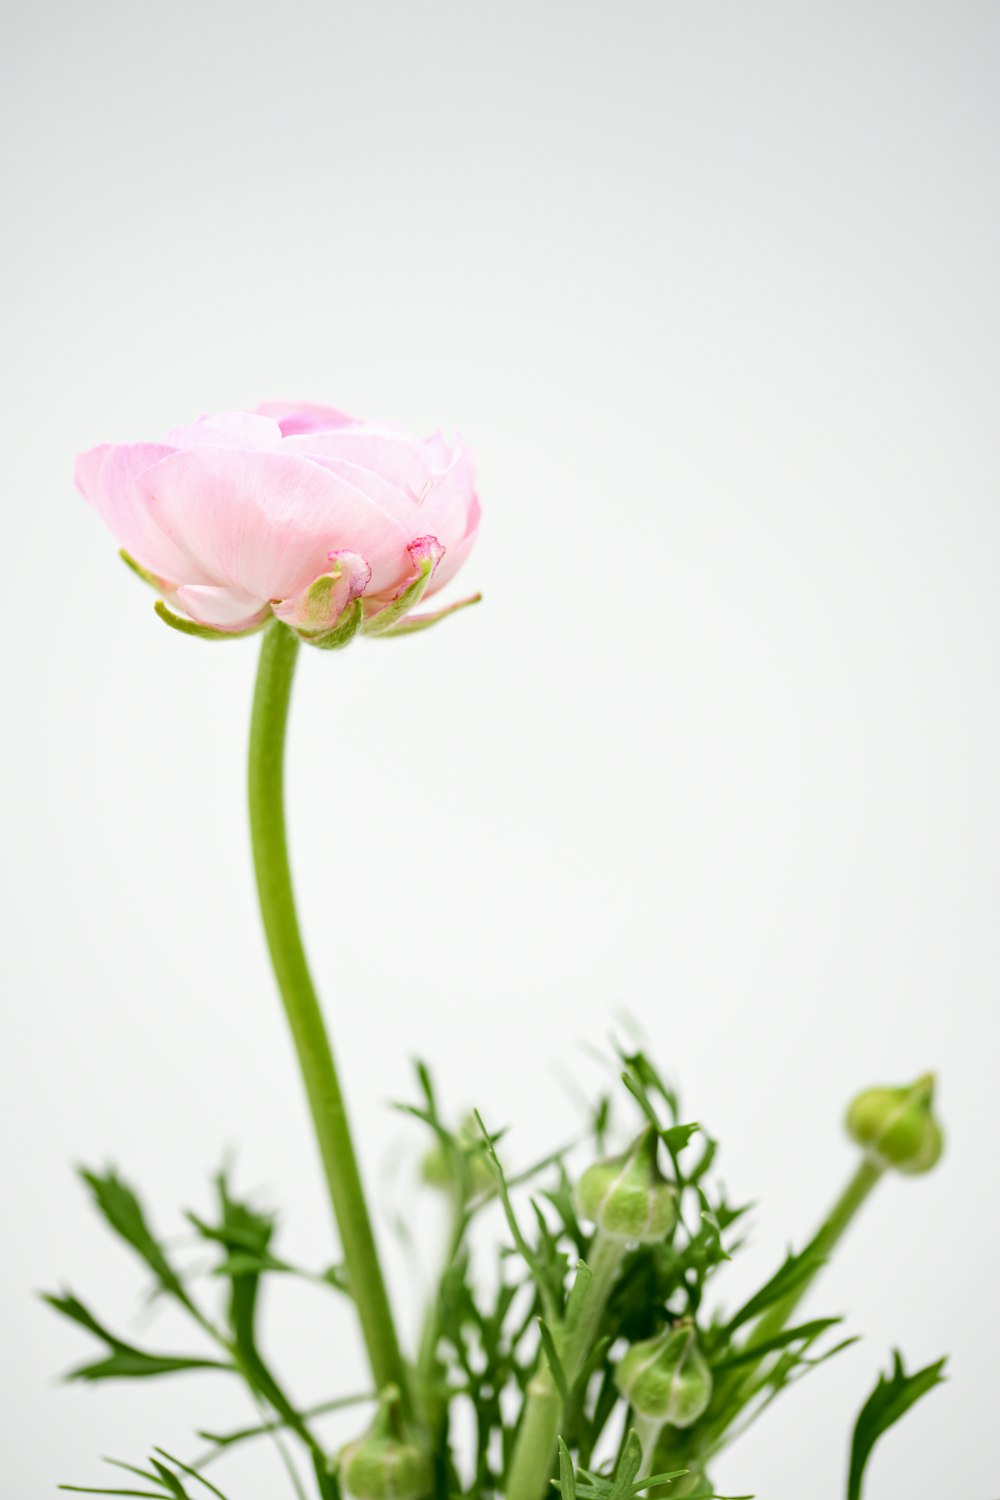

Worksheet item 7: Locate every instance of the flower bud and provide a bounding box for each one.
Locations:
[574,1128,677,1243]
[845,1072,943,1175]
[338,1392,431,1500]
[615,1319,713,1428]
[421,1115,494,1198]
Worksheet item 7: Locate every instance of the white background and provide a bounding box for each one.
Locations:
[2,2,998,1495]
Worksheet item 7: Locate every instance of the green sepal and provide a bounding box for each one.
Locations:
[371,591,482,638]
[120,550,165,590]
[361,557,435,636]
[305,596,365,651]
[153,600,268,642]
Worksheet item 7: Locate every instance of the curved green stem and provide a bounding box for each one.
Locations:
[248,622,407,1404]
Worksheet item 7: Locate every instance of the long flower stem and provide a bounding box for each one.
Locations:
[750,1155,884,1348]
[690,1154,885,1461]
[248,621,407,1404]
[506,1231,624,1500]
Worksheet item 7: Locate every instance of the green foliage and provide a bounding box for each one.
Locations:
[49,1049,943,1500]
[846,1352,947,1500]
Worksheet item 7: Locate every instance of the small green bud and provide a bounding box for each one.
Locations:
[338,1390,431,1500]
[421,1115,494,1197]
[846,1072,944,1175]
[574,1128,677,1243]
[615,1319,713,1428]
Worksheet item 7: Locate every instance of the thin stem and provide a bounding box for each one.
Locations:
[248,622,407,1405]
[693,1154,885,1459]
[750,1156,883,1348]
[632,1414,663,1479]
[505,1231,625,1500]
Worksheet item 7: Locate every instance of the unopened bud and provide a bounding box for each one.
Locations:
[421,1115,494,1197]
[338,1390,431,1500]
[846,1072,943,1175]
[575,1128,677,1243]
[615,1319,713,1429]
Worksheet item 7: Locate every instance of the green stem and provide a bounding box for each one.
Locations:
[693,1154,885,1461]
[248,622,407,1404]
[506,1231,624,1500]
[750,1156,883,1349]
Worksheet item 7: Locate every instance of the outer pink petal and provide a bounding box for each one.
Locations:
[424,491,482,595]
[136,446,411,600]
[414,443,480,557]
[166,412,284,450]
[174,585,271,631]
[75,442,210,585]
[255,401,357,436]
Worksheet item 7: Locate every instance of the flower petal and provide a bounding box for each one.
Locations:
[255,401,357,436]
[173,585,271,632]
[136,445,411,600]
[76,442,208,586]
[166,412,284,450]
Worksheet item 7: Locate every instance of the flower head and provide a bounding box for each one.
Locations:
[76,404,481,643]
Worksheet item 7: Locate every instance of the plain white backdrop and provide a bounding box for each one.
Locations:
[2,2,998,1494]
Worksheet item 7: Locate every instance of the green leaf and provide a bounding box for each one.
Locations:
[474,1111,562,1318]
[152,1451,232,1499]
[42,1292,229,1382]
[609,1431,643,1500]
[846,1351,946,1500]
[537,1318,570,1407]
[79,1169,196,1314]
[712,1318,844,1372]
[721,1245,827,1336]
[557,1438,577,1500]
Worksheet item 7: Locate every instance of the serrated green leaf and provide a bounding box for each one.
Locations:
[79,1169,196,1313]
[42,1292,229,1382]
[609,1431,643,1500]
[846,1351,946,1500]
[712,1318,844,1372]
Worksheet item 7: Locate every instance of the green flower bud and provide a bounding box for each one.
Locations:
[421,1115,494,1197]
[845,1072,943,1175]
[574,1128,677,1243]
[615,1319,713,1428]
[338,1391,431,1500]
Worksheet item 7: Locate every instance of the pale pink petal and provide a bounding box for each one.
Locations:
[166,412,283,450]
[413,444,480,557]
[136,446,411,600]
[281,428,455,502]
[174,585,271,631]
[75,442,210,586]
[256,401,356,436]
[425,503,481,594]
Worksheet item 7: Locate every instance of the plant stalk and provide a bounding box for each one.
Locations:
[248,621,407,1404]
[505,1230,624,1500]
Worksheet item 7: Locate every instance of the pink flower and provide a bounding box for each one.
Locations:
[76,404,481,641]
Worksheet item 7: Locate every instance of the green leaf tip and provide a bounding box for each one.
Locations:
[846,1350,947,1500]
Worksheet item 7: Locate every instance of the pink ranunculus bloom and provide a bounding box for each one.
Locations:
[75,404,481,640]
